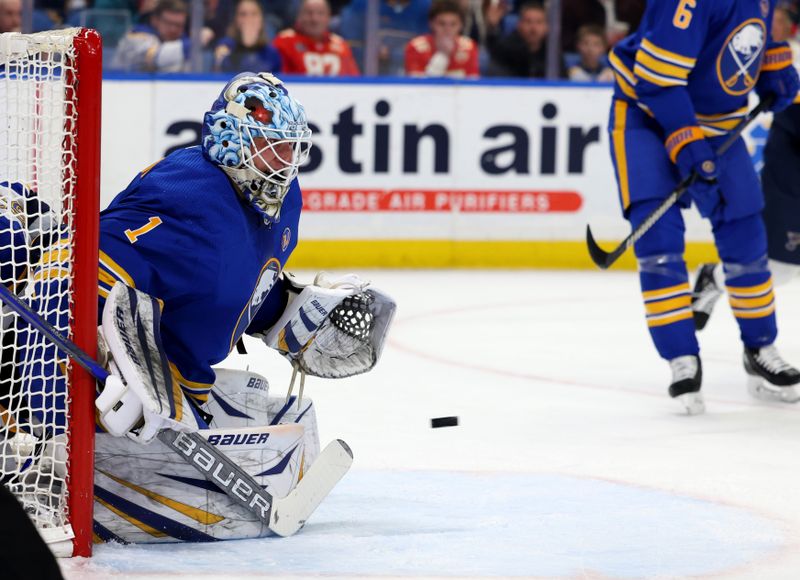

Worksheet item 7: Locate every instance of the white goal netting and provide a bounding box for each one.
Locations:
[0,29,82,552]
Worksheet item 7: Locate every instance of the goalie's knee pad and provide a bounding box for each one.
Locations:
[204,368,271,429]
[206,368,320,467]
[93,422,305,544]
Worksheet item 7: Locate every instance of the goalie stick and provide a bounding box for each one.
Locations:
[0,282,353,537]
[585,97,773,269]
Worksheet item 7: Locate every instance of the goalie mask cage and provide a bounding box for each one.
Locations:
[0,29,101,557]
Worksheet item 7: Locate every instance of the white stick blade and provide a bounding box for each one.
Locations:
[270,439,353,537]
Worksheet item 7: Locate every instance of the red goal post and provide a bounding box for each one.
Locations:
[0,28,101,557]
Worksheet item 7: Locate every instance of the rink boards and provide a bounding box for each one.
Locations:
[101,76,769,269]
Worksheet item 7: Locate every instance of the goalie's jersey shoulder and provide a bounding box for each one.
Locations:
[99,147,301,398]
[610,0,775,117]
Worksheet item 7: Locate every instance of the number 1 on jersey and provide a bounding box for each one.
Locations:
[125,217,163,244]
[673,0,696,30]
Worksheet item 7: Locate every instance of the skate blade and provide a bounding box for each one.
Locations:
[676,392,705,415]
[747,375,800,403]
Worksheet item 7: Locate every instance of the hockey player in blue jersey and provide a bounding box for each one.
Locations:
[607,0,800,414]
[12,72,395,542]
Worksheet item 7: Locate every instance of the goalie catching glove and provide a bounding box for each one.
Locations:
[95,283,205,443]
[259,272,396,380]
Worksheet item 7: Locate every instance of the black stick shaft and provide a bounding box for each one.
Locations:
[586,97,773,269]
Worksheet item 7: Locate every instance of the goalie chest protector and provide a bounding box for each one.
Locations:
[97,147,301,399]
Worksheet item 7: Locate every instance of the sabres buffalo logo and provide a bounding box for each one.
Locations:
[717,19,766,96]
[230,259,281,349]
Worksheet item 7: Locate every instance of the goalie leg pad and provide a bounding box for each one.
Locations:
[93,423,305,543]
[97,283,204,443]
[205,368,271,429]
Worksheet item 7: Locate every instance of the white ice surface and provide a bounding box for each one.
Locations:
[61,270,800,579]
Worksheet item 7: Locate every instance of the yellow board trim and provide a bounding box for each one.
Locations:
[286,240,720,270]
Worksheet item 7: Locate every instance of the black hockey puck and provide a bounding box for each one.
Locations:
[431,416,459,428]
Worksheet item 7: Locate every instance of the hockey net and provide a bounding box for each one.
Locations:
[0,29,101,557]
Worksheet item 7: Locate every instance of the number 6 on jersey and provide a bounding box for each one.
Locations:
[673,0,696,30]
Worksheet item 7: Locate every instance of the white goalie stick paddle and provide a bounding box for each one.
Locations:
[0,282,353,536]
[160,430,353,536]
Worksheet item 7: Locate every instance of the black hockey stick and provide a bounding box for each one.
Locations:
[586,97,773,269]
[0,282,352,536]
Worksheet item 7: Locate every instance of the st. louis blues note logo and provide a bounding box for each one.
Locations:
[717,19,766,96]
[281,227,291,252]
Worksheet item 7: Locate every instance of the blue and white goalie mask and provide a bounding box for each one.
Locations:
[202,72,312,223]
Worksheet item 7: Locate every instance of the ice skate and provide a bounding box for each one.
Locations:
[691,263,723,331]
[669,355,705,415]
[744,345,800,403]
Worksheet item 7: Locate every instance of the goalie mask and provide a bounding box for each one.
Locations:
[202,72,312,224]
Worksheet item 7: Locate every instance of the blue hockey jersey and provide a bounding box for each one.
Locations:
[609,0,790,138]
[96,147,301,403]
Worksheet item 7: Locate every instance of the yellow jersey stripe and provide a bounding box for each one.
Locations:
[729,291,774,309]
[635,50,691,80]
[731,303,776,318]
[169,362,212,390]
[647,309,693,327]
[612,100,631,209]
[40,248,70,266]
[98,267,117,289]
[696,107,749,122]
[642,282,690,300]
[99,250,136,288]
[32,267,70,282]
[726,278,773,297]
[609,50,636,85]
[634,63,688,87]
[640,38,696,68]
[645,295,692,315]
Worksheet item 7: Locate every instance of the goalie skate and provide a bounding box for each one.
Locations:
[669,356,705,415]
[744,345,800,403]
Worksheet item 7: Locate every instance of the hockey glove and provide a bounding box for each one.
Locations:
[258,272,396,379]
[669,130,721,220]
[756,44,800,113]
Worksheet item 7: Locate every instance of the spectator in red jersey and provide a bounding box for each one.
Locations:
[214,0,281,73]
[273,0,360,76]
[405,0,479,78]
[0,0,21,33]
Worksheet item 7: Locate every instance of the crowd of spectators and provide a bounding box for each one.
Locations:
[2,0,800,81]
